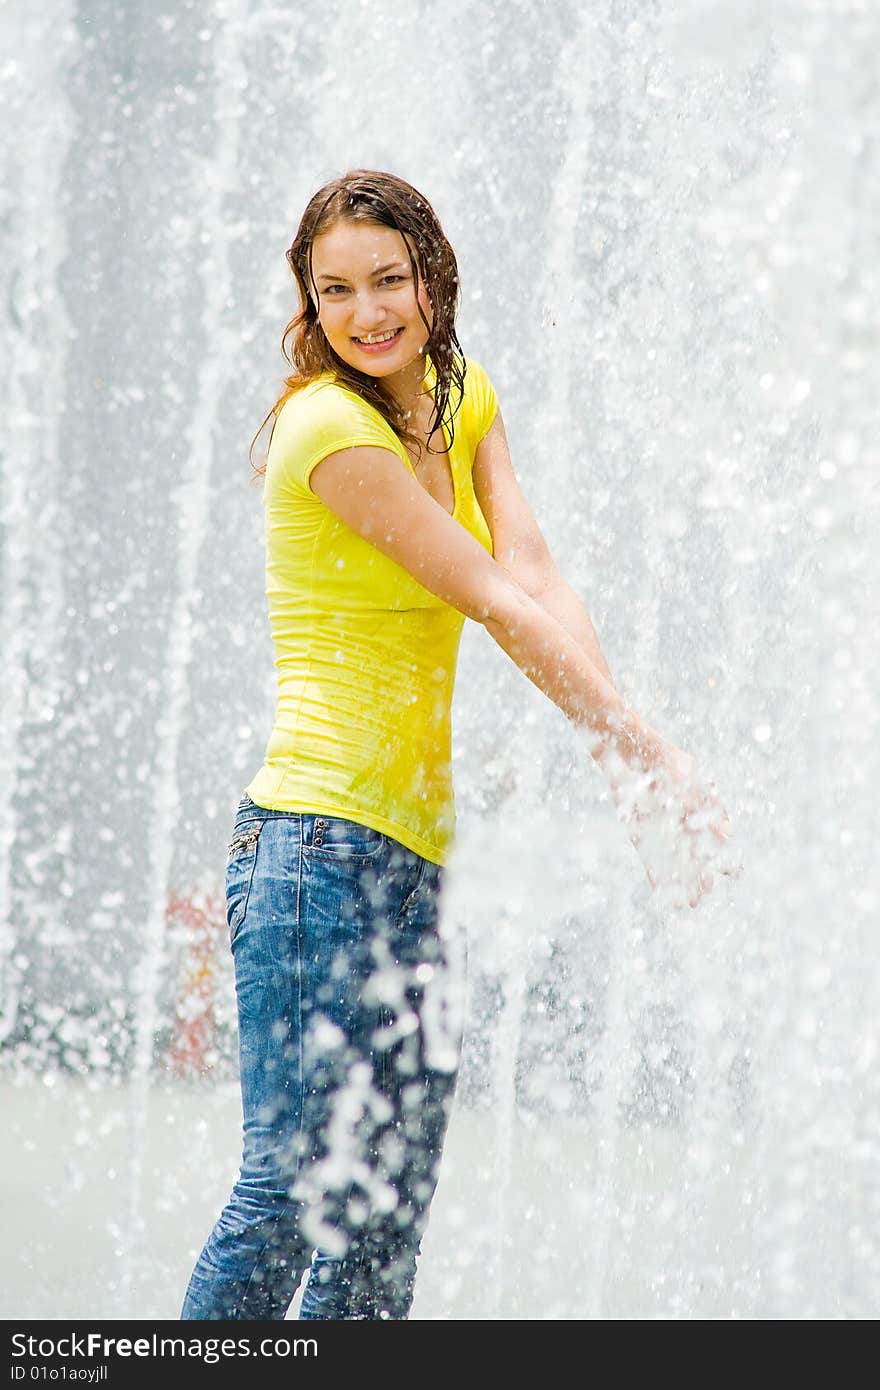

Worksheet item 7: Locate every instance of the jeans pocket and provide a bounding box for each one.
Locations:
[226,820,264,944]
[307,815,386,862]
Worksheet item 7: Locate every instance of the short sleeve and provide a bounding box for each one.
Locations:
[464,357,500,443]
[267,380,398,499]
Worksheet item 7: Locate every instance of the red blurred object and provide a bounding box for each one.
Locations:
[166,889,225,1078]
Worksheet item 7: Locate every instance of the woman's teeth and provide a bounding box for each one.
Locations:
[354,328,402,344]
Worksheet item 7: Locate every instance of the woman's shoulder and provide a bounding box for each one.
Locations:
[267,374,397,495]
[272,374,396,449]
[275,373,379,427]
[460,354,499,442]
[462,353,492,386]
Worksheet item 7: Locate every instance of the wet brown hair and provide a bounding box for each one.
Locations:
[249,168,467,480]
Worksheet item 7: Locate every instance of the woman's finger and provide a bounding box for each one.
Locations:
[687,870,714,909]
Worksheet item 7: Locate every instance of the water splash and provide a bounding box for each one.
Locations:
[120,0,252,1317]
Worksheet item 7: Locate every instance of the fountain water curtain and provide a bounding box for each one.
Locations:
[1,0,877,1320]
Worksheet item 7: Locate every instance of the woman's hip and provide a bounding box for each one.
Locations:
[225,795,450,1013]
[224,794,462,1149]
[229,790,438,909]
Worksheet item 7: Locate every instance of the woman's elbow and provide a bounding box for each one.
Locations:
[476,569,540,634]
[497,550,560,602]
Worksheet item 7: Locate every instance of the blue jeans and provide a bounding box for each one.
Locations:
[180,794,463,1320]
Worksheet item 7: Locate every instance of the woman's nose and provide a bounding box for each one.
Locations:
[351,291,388,326]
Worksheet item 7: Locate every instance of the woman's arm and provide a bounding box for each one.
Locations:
[472,411,617,689]
[307,440,669,776]
[530,576,617,688]
[309,433,737,906]
[468,417,739,901]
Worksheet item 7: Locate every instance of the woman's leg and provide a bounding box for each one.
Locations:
[180,803,459,1320]
[180,801,314,1319]
[297,855,465,1320]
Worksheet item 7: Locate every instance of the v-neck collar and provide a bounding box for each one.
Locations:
[322,353,460,516]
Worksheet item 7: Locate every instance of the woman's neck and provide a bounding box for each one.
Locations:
[383,349,432,419]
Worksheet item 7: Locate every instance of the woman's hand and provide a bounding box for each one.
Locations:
[606,742,743,911]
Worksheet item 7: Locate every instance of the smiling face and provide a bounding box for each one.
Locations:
[308,219,434,382]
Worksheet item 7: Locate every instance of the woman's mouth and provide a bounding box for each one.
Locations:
[352,327,404,353]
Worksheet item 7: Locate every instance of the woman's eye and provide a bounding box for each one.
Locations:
[323,276,406,294]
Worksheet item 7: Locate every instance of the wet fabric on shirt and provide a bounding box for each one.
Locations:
[245,353,499,865]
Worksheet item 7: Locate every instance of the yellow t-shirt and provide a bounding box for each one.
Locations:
[244,353,498,865]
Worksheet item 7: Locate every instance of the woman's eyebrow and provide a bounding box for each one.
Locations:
[315,260,408,283]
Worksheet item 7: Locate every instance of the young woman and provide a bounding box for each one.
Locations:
[180,168,736,1321]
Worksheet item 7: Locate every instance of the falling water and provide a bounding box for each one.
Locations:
[488,901,530,1319]
[0,8,76,1048]
[120,0,251,1316]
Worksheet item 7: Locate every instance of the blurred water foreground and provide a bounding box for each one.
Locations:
[3,796,878,1319]
[2,0,878,1319]
[0,1068,763,1321]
